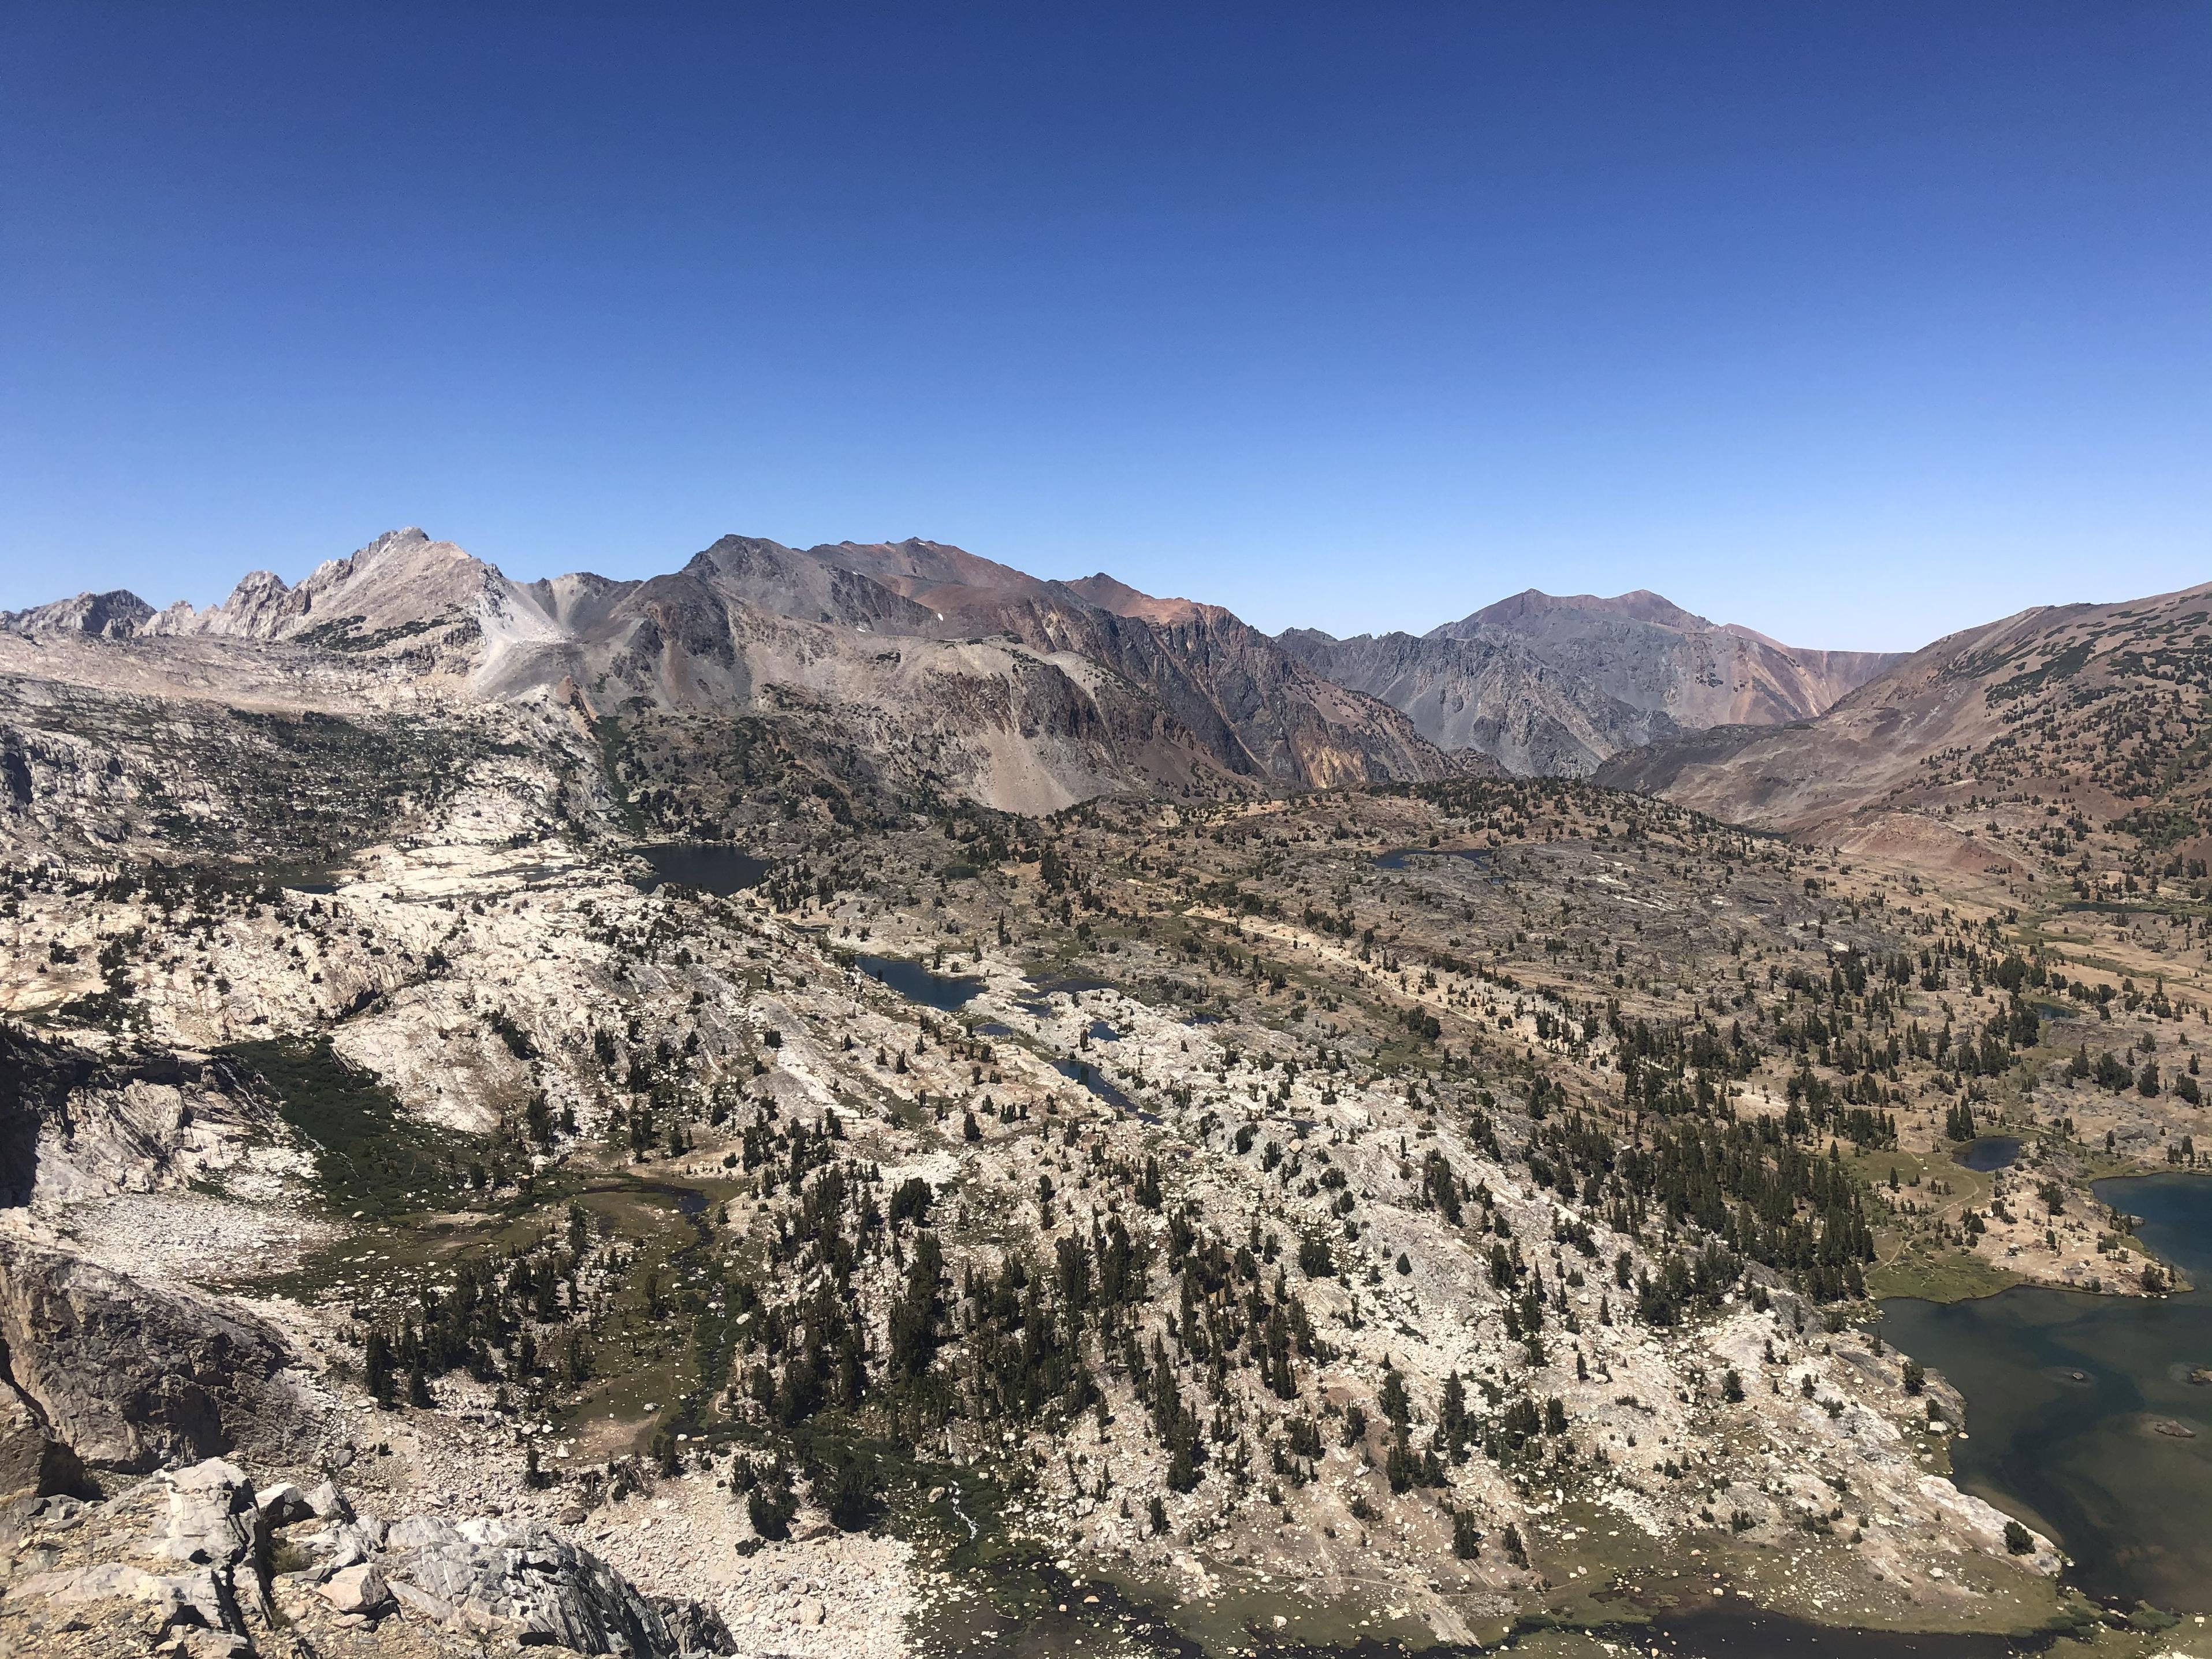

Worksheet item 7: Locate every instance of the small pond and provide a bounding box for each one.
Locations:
[1051,1057,1159,1122]
[1373,846,1494,872]
[1952,1136,2022,1173]
[1026,970,1115,997]
[627,842,769,895]
[855,954,983,1012]
[1880,1171,2212,1613]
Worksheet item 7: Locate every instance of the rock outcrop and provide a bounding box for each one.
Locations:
[0,1239,307,1475]
[0,1459,733,1658]
[0,591,155,641]
[0,1027,294,1207]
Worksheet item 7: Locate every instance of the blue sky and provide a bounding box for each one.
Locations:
[3,3,2206,649]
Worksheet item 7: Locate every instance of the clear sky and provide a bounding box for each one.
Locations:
[3,3,2206,649]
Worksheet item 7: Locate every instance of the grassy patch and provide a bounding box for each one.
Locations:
[223,1036,493,1219]
[1867,1245,2020,1303]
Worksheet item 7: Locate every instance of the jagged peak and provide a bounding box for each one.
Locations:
[0,589,155,639]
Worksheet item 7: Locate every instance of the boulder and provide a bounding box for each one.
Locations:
[255,1481,312,1527]
[0,1238,306,1472]
[301,1478,352,1521]
[14,1461,265,1642]
[386,1516,699,1655]
[143,1460,262,1571]
[652,1594,739,1655]
[317,1561,392,1615]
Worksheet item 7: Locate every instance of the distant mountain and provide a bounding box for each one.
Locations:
[2,529,1471,821]
[1278,588,1899,776]
[1592,581,2212,861]
[0,590,155,641]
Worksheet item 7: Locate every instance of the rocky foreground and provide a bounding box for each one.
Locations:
[1,1455,736,1659]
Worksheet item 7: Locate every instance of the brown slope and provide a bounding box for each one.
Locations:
[1059,572,1207,626]
[1595,579,2212,854]
[713,544,1472,792]
[586,538,1470,795]
[476,547,1234,813]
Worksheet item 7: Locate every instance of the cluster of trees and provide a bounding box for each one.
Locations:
[2067,1042,2199,1102]
[362,1203,602,1407]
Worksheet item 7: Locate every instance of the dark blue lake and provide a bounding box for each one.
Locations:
[1373,846,1493,872]
[628,842,769,895]
[856,953,982,1011]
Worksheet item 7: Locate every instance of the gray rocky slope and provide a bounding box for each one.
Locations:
[3,529,1470,819]
[1278,587,1899,776]
[0,532,2090,1654]
[0,607,2080,1654]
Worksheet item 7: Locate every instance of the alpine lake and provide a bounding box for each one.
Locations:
[1881,1171,2212,1618]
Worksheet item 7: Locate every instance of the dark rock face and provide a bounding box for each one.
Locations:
[0,1239,306,1474]
[0,1026,291,1210]
[1277,627,1675,776]
[0,1397,96,1501]
[0,1024,94,1206]
[0,735,31,806]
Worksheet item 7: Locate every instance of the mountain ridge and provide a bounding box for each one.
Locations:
[1593,578,2212,872]
[1278,587,1900,775]
[0,527,1476,823]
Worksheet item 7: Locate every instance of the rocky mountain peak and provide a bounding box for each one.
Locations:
[1282,583,1900,776]
[810,537,1048,605]
[1059,572,1206,625]
[142,527,497,643]
[1439,586,1715,638]
[0,589,155,639]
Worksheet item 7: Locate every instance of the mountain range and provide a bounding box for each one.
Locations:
[0,527,1888,807]
[3,529,1463,819]
[8,528,2204,867]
